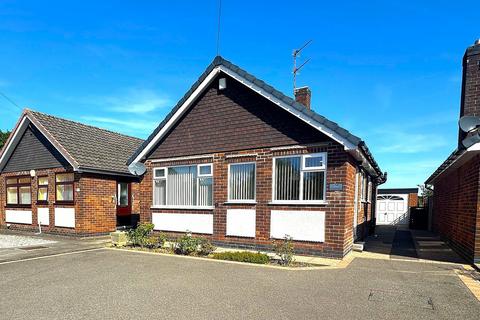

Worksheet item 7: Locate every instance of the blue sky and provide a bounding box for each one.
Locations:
[0,1,477,188]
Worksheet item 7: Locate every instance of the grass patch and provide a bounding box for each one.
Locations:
[211,251,270,264]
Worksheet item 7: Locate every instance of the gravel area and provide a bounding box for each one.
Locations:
[0,234,56,249]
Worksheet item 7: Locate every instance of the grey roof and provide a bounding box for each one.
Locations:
[128,56,384,178]
[378,188,418,195]
[28,110,143,175]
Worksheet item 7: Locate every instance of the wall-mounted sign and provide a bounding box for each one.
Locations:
[329,183,343,191]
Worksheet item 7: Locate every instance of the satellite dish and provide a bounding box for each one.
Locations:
[128,162,146,176]
[459,116,480,132]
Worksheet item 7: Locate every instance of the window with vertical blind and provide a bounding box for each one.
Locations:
[273,153,327,203]
[6,177,31,205]
[228,162,256,202]
[153,164,213,208]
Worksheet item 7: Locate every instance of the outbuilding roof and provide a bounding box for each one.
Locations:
[0,109,143,176]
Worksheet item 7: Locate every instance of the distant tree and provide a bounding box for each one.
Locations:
[417,184,433,207]
[0,130,10,149]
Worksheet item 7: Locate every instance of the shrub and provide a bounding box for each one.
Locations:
[144,233,167,249]
[176,232,201,255]
[272,235,295,266]
[127,223,155,247]
[174,232,216,256]
[211,251,269,264]
[198,238,216,256]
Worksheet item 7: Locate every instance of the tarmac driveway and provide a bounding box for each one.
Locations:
[0,248,478,320]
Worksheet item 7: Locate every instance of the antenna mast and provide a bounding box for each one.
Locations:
[293,40,312,92]
[216,0,222,56]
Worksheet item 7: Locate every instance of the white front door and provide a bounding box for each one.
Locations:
[376,194,409,225]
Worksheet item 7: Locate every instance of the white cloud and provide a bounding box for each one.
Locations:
[103,89,171,114]
[377,132,448,154]
[80,116,157,137]
[381,159,441,188]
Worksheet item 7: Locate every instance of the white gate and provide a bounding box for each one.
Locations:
[376,194,409,225]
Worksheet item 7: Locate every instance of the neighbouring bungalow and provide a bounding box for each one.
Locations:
[0,110,143,235]
[128,56,386,257]
[426,40,480,265]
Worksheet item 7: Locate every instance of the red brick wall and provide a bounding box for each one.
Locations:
[0,168,81,234]
[408,193,418,207]
[432,154,480,263]
[139,143,369,258]
[0,169,139,236]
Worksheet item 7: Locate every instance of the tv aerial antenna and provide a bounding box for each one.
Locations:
[293,40,312,92]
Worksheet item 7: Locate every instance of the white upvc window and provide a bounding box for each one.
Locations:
[360,171,367,202]
[153,164,213,209]
[272,152,327,204]
[228,162,256,203]
[367,177,372,203]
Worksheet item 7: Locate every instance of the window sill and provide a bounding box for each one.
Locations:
[5,205,32,209]
[268,201,328,206]
[224,201,257,205]
[36,201,49,206]
[150,205,214,210]
[54,202,74,206]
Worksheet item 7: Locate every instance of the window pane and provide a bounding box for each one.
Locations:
[56,173,74,183]
[302,171,325,201]
[198,177,213,206]
[167,166,197,206]
[153,179,166,206]
[199,165,212,176]
[118,183,128,206]
[305,155,324,168]
[6,178,17,185]
[38,177,48,186]
[19,186,31,204]
[229,163,255,200]
[19,177,31,184]
[38,187,48,201]
[7,187,18,204]
[154,168,165,178]
[275,157,301,200]
[56,184,74,201]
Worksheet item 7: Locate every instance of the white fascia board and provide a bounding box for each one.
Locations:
[26,113,79,170]
[132,67,221,164]
[0,113,79,172]
[218,66,357,151]
[132,65,358,164]
[0,116,29,169]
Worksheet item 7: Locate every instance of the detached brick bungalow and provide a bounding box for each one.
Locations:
[128,56,386,257]
[426,40,480,265]
[0,110,142,235]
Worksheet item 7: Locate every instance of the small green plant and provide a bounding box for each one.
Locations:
[211,251,269,264]
[127,223,155,247]
[198,238,216,256]
[173,232,216,256]
[176,231,201,255]
[144,233,167,249]
[272,235,295,266]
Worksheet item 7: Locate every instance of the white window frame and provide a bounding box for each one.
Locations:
[360,171,367,202]
[271,152,327,205]
[227,162,256,204]
[152,163,214,209]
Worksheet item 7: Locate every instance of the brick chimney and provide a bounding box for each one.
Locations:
[294,86,311,110]
[459,39,480,145]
